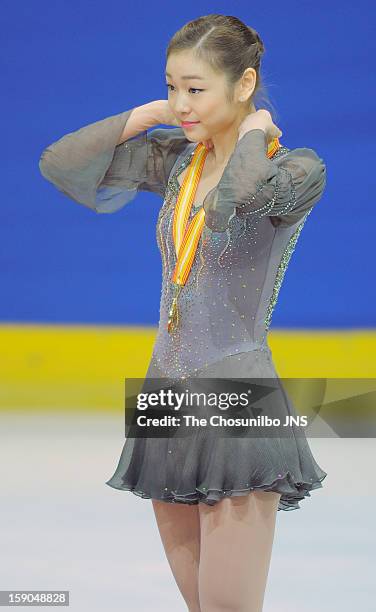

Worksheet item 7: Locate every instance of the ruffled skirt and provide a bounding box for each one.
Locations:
[105,350,327,511]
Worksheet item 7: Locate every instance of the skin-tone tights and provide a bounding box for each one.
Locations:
[152,490,281,612]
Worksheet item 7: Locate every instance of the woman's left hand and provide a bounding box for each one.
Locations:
[238,109,282,143]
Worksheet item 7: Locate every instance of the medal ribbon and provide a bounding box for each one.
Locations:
[167,136,281,333]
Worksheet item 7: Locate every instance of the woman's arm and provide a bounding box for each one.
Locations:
[115,101,170,143]
[203,124,326,232]
[39,102,188,213]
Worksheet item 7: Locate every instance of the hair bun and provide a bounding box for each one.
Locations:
[251,40,264,64]
[246,27,265,62]
[257,39,265,55]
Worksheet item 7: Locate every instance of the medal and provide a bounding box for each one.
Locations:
[167,284,182,333]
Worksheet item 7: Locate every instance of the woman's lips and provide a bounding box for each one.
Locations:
[181,121,200,128]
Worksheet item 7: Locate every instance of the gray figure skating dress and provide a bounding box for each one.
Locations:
[39,107,328,510]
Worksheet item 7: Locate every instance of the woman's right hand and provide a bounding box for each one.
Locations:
[152,100,181,127]
[152,100,214,151]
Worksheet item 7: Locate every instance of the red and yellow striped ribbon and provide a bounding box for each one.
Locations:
[167,136,281,333]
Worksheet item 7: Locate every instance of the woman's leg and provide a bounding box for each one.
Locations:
[152,499,202,612]
[198,491,281,612]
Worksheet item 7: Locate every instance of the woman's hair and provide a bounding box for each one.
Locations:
[166,14,277,121]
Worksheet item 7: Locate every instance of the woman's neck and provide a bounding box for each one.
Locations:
[208,103,257,166]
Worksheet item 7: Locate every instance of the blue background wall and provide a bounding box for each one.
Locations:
[2,1,374,327]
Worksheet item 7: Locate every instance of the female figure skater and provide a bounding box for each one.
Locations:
[39,14,328,612]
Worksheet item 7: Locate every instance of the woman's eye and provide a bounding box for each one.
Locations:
[166,84,203,94]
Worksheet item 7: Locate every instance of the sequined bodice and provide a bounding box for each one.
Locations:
[151,146,312,378]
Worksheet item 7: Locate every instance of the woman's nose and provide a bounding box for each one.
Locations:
[173,96,191,114]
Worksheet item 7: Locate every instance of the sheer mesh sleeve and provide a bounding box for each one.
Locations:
[203,129,327,231]
[38,108,188,213]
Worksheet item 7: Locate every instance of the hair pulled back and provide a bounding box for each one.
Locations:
[166,14,276,120]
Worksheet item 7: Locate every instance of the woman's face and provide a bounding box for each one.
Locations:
[165,50,244,142]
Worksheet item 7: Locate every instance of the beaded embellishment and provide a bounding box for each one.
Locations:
[237,148,297,218]
[264,206,314,331]
[167,148,195,196]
